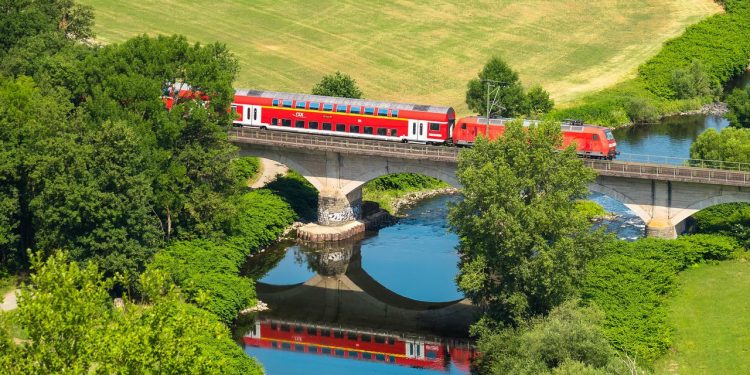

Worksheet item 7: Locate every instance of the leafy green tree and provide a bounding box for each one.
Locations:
[524,85,555,118]
[690,127,750,165]
[449,120,602,324]
[311,71,363,98]
[725,86,750,128]
[1,251,262,374]
[0,0,93,53]
[670,61,717,99]
[625,97,660,124]
[473,300,645,375]
[466,57,526,118]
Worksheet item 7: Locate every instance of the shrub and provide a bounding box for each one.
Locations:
[265,171,318,221]
[726,87,750,128]
[670,61,717,99]
[231,157,260,187]
[625,97,660,124]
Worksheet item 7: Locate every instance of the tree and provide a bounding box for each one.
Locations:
[311,71,363,98]
[1,251,262,374]
[726,86,750,128]
[0,0,93,53]
[690,127,750,165]
[473,300,645,375]
[670,61,717,99]
[449,119,603,324]
[525,85,555,118]
[466,57,526,118]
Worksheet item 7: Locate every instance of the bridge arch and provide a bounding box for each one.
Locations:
[237,149,325,193]
[587,181,651,224]
[340,164,461,196]
[670,193,750,228]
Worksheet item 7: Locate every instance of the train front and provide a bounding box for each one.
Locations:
[604,129,618,159]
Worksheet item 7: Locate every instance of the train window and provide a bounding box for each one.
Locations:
[295,344,304,352]
[321,329,331,337]
[362,352,372,360]
[377,128,387,136]
[348,351,359,358]
[307,327,317,335]
[426,351,438,359]
[308,346,319,353]
[361,334,371,342]
[430,123,440,131]
[336,124,346,132]
[374,336,385,344]
[282,100,292,108]
[350,106,361,114]
[376,354,386,361]
[322,347,331,354]
[389,356,395,363]
[605,130,614,140]
[364,126,373,134]
[271,322,278,330]
[387,337,395,345]
[335,349,345,357]
[349,125,360,133]
[337,105,348,113]
[390,129,397,136]
[334,330,344,339]
[378,108,388,116]
[391,110,399,117]
[461,123,467,129]
[271,341,278,348]
[309,102,320,110]
[271,118,278,126]
[296,101,306,109]
[309,121,319,130]
[280,324,290,332]
[592,134,599,141]
[281,343,291,350]
[323,103,334,111]
[281,119,292,127]
[230,105,238,113]
[272,99,279,106]
[295,120,305,128]
[365,107,375,115]
[346,332,357,340]
[323,123,332,131]
[294,325,304,333]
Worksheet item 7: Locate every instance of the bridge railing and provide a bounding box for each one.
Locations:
[583,159,750,185]
[617,152,750,171]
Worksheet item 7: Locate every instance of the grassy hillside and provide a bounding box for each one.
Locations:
[656,260,750,375]
[81,0,719,114]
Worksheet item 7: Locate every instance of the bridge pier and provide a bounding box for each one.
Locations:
[318,188,362,226]
[646,219,677,239]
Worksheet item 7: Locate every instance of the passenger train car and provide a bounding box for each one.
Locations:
[231,89,455,144]
[243,319,476,371]
[454,117,618,159]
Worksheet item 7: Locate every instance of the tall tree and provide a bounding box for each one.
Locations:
[725,86,750,128]
[524,85,555,118]
[466,57,526,118]
[449,120,602,324]
[0,0,93,53]
[311,71,363,98]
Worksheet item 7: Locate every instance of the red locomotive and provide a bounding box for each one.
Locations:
[243,319,476,371]
[164,85,618,158]
[454,117,617,159]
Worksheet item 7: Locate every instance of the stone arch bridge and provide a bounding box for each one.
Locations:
[232,128,750,239]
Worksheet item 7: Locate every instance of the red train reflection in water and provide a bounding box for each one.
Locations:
[243,319,476,372]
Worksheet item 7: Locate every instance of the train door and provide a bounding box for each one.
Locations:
[408,120,428,142]
[245,105,262,127]
[405,340,425,359]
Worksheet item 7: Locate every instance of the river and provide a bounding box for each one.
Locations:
[237,111,733,374]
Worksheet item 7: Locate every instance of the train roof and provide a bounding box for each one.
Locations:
[462,116,609,132]
[235,89,455,115]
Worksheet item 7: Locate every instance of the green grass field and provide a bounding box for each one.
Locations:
[656,260,750,375]
[80,0,719,114]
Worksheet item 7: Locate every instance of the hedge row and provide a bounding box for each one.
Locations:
[583,234,741,363]
[149,189,295,323]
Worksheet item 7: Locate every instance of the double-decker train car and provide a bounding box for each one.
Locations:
[454,116,618,159]
[231,89,456,144]
[243,319,475,371]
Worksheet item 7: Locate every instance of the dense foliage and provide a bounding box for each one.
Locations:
[693,203,750,247]
[726,85,750,128]
[449,120,602,324]
[150,189,295,323]
[473,300,646,375]
[553,1,750,126]
[266,170,319,221]
[0,251,262,374]
[583,234,741,363]
[690,126,750,165]
[311,71,363,98]
[466,57,554,118]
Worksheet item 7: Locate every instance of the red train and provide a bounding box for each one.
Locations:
[243,319,476,372]
[165,85,617,158]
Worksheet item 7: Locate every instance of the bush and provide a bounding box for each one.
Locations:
[625,97,660,124]
[690,127,750,165]
[265,171,318,221]
[231,157,260,187]
[693,203,750,247]
[670,61,717,99]
[575,200,607,221]
[726,87,750,128]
